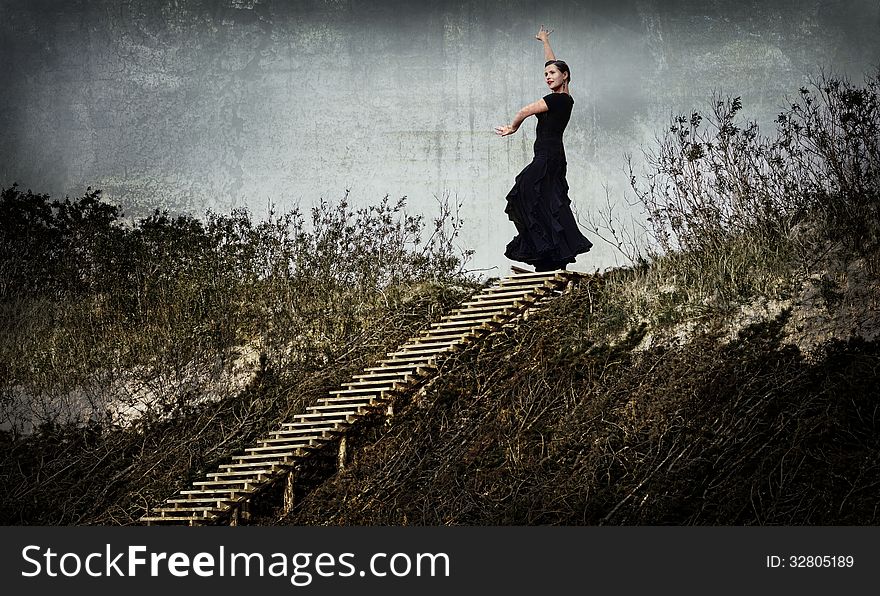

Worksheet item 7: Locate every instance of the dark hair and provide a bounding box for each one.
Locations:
[544,59,571,83]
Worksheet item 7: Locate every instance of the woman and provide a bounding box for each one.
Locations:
[495,25,593,272]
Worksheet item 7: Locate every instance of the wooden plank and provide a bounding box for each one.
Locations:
[421,327,491,340]
[246,443,317,454]
[279,418,350,428]
[251,435,315,446]
[262,433,326,444]
[314,395,381,406]
[460,296,536,308]
[508,270,567,279]
[396,338,461,349]
[416,328,477,340]
[386,344,456,357]
[348,369,413,379]
[232,452,304,463]
[430,317,500,327]
[179,487,255,496]
[292,409,360,419]
[289,412,358,421]
[353,367,433,381]
[154,506,225,513]
[328,386,393,395]
[467,288,534,300]
[193,479,258,488]
[167,496,241,505]
[219,461,291,470]
[415,325,473,337]
[306,403,372,413]
[447,303,516,314]
[422,321,495,333]
[207,468,277,478]
[141,516,215,523]
[385,347,452,358]
[341,376,412,388]
[361,362,434,373]
[443,307,513,318]
[272,425,339,435]
[376,354,438,365]
[261,434,328,446]
[498,274,559,285]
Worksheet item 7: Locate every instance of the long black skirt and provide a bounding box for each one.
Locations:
[504,150,592,269]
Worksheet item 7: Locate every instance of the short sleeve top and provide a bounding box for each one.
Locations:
[535,93,574,145]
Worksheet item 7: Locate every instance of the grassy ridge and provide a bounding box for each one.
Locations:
[0,190,478,524]
[280,282,879,525]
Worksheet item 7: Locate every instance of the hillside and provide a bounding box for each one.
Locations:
[1,68,877,525]
[274,248,880,525]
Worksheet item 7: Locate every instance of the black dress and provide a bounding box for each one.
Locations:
[504,92,593,271]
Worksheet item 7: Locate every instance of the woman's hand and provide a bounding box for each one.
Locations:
[535,24,553,42]
[494,124,518,137]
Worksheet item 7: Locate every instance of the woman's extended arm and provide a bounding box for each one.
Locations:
[494,98,549,137]
[536,24,555,62]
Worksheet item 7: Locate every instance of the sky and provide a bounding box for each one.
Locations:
[1,0,878,275]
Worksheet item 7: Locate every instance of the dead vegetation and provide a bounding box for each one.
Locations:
[278,284,880,525]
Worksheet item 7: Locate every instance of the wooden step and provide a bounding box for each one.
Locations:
[261,433,332,445]
[416,328,479,340]
[306,403,372,413]
[375,353,438,365]
[498,275,561,286]
[361,362,435,373]
[207,468,277,478]
[153,506,225,514]
[272,424,340,435]
[422,325,492,337]
[279,418,349,429]
[288,412,358,422]
[141,516,216,523]
[386,345,455,358]
[192,479,259,488]
[460,296,536,308]
[482,281,554,293]
[259,432,326,444]
[395,339,462,350]
[272,429,341,440]
[341,376,413,388]
[166,496,241,505]
[292,410,360,419]
[448,302,518,314]
[429,317,501,328]
[218,461,293,471]
[245,443,320,454]
[467,288,534,300]
[423,321,494,333]
[507,270,567,279]
[442,309,512,320]
[348,370,413,381]
[327,386,395,395]
[318,394,391,405]
[231,452,304,463]
[179,487,256,497]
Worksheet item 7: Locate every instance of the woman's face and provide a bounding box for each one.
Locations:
[544,64,567,91]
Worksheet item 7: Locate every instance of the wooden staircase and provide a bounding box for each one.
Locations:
[140,268,588,525]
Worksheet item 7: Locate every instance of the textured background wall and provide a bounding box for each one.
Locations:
[1,0,878,274]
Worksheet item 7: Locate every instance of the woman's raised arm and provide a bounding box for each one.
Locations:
[536,24,555,62]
